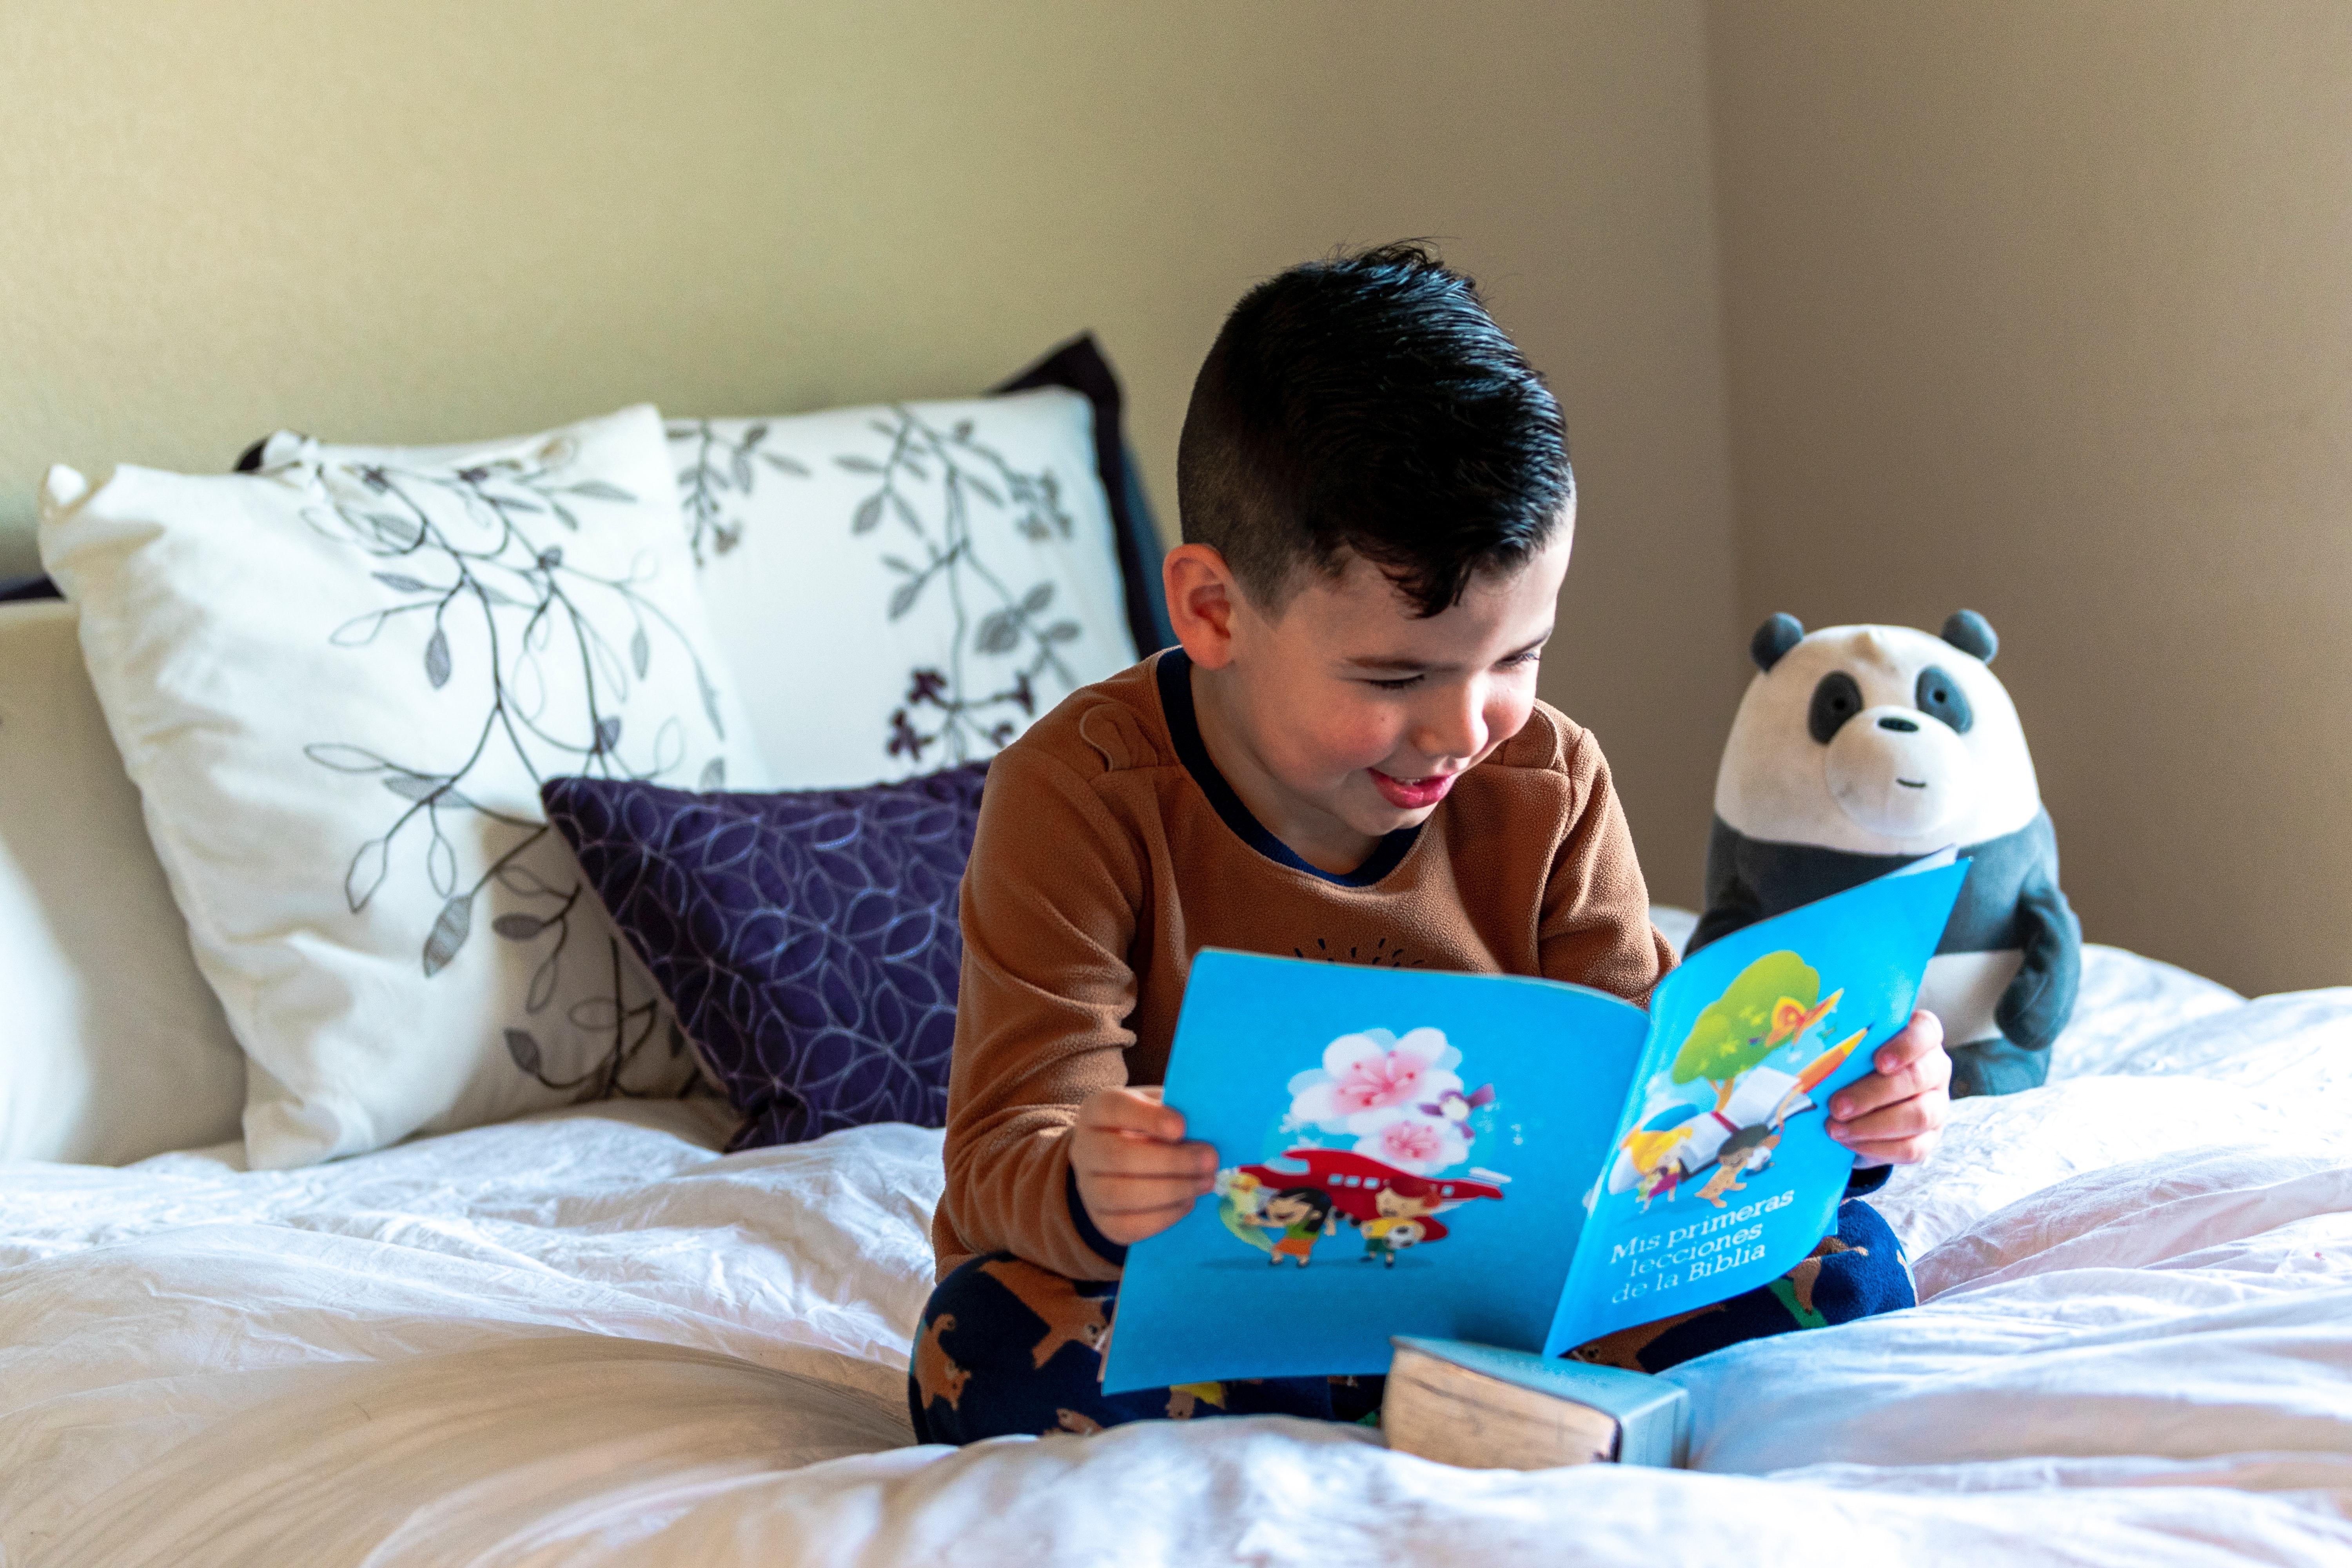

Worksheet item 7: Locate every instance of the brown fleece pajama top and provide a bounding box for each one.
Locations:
[934,649,1672,1282]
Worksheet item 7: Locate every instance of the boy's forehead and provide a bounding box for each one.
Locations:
[1280,534,1569,653]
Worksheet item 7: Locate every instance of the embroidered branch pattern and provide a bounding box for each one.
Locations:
[670,403,1096,769]
[498,936,691,1101]
[667,419,809,566]
[298,437,726,1099]
[846,408,1084,765]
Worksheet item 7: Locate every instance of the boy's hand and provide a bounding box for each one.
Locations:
[1828,1009,1951,1169]
[1071,1086,1220,1246]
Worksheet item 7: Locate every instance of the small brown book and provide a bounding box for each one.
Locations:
[1382,1337,1690,1470]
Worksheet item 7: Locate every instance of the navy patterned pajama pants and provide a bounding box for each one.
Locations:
[909,1200,1910,1445]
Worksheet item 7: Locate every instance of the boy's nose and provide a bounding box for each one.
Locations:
[1414,691,1487,762]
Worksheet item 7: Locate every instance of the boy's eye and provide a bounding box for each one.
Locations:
[1363,647,1538,692]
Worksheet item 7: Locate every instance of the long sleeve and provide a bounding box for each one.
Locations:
[929,673,1686,1283]
[934,742,1147,1281]
[1534,728,1676,1002]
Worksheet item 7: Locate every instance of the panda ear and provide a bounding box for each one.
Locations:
[1941,610,1999,664]
[1750,613,1805,672]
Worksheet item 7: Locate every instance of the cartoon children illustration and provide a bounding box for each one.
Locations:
[1694,1123,1780,1207]
[1416,1082,1495,1130]
[1226,1149,1504,1263]
[1610,971,1874,1212]
[1355,1174,1451,1265]
[1226,1169,1264,1206]
[1374,1176,1443,1223]
[1633,1146,1690,1208]
[1249,1186,1337,1267]
[1361,1214,1448,1266]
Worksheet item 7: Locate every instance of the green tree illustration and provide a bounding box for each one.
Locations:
[1671,951,1822,1111]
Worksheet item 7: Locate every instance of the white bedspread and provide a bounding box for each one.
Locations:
[3,945,2348,1567]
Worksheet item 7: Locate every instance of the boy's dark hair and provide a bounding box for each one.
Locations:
[1177,242,1572,619]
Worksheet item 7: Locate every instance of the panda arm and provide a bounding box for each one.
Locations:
[1995,877,2083,1055]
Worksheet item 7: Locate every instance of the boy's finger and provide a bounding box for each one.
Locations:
[1830,1067,1915,1122]
[1842,1131,1936,1167]
[1831,1091,1946,1146]
[1082,1090,1187,1141]
[1831,1045,1948,1120]
[1831,1017,1940,1120]
[1078,1139,1219,1179]
[1869,1011,1944,1075]
[1080,1175,1216,1215]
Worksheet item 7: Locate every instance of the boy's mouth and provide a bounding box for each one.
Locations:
[1368,768,1455,811]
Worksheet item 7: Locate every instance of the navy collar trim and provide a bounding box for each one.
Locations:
[1154,648,1421,889]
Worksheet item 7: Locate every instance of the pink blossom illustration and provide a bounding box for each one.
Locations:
[1349,1105,1470,1176]
[1286,1027,1462,1133]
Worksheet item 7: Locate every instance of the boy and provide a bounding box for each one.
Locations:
[911,245,1950,1445]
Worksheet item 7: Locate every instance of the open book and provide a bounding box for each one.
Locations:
[1100,858,1968,1394]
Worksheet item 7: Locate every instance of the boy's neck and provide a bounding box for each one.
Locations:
[1186,659,1383,877]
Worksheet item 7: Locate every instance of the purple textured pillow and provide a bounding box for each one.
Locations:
[541,762,985,1150]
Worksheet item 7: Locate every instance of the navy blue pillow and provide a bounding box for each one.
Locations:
[542,763,986,1150]
[0,574,60,604]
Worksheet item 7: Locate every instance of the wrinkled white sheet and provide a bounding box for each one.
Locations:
[3,947,2350,1567]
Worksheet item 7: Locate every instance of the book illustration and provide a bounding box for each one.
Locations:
[1099,859,1967,1393]
[1213,1027,1508,1270]
[1604,951,1868,1211]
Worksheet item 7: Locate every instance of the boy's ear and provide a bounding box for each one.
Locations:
[1164,543,1242,669]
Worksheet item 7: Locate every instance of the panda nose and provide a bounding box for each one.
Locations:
[1877,715,1919,733]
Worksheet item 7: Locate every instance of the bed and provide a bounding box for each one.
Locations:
[5,933,2349,1567]
[4,358,2348,1566]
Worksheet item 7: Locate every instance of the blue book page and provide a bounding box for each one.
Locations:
[1541,860,1969,1356]
[1103,951,1649,1394]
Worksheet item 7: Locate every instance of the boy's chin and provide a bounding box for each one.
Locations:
[1340,793,1438,837]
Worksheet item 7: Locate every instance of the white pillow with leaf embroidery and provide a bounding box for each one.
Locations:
[669,385,1140,784]
[40,405,768,1168]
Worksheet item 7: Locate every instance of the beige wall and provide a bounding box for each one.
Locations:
[0,0,1739,907]
[1707,2,2352,995]
[11,4,2343,991]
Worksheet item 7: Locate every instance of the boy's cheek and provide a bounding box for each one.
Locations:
[1285,705,1406,779]
[1318,685,1406,750]
[1488,686,1537,742]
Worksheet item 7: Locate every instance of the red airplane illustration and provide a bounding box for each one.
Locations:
[1238,1147,1506,1226]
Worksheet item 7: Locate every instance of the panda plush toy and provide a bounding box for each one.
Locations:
[1690,610,2080,1098]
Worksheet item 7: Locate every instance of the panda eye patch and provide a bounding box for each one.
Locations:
[1914,665,1974,733]
[1807,672,1864,744]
